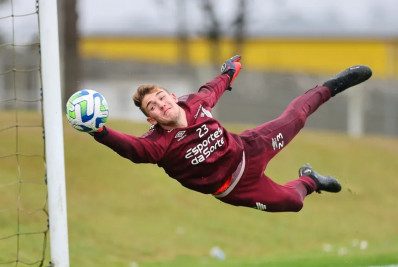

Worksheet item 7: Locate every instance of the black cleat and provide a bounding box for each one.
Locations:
[299,164,342,193]
[322,65,372,97]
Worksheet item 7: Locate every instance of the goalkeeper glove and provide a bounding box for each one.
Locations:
[221,55,242,89]
[89,126,108,138]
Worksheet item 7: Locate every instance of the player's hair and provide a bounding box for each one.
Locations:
[133,84,169,116]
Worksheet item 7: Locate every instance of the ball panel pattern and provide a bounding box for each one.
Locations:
[66,89,109,132]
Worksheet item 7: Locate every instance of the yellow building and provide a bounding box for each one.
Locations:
[81,37,398,78]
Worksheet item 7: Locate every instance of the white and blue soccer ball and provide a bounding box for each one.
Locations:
[66,89,109,132]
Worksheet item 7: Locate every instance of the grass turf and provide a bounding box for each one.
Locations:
[1,112,398,266]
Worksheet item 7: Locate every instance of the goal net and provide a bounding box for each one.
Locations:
[0,0,69,266]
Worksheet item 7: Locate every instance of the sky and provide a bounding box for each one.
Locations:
[77,0,398,37]
[1,0,398,44]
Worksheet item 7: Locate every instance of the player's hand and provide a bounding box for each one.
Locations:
[221,55,242,89]
[89,126,108,137]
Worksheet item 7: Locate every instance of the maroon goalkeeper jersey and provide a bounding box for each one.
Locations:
[94,75,244,194]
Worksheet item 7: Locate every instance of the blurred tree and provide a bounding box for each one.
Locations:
[201,0,247,69]
[202,0,221,69]
[58,0,80,102]
[233,0,246,55]
[176,0,190,66]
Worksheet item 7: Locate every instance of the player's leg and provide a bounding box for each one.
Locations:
[241,64,372,161]
[218,164,341,212]
[260,163,343,211]
[218,171,316,212]
[241,85,331,162]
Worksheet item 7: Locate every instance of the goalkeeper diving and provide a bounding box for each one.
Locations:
[86,55,372,212]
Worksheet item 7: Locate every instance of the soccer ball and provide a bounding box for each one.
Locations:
[66,89,109,132]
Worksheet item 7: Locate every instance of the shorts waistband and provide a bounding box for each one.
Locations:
[213,151,245,198]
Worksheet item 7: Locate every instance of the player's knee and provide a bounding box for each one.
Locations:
[296,111,307,128]
[285,195,304,212]
[289,201,304,212]
[273,197,303,212]
[287,108,307,129]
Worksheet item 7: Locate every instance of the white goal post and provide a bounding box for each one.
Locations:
[38,0,70,266]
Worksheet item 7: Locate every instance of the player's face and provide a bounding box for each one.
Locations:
[142,88,183,129]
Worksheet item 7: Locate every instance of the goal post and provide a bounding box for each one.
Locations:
[38,0,70,266]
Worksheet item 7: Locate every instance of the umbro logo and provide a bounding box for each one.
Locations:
[175,130,187,141]
[255,202,267,211]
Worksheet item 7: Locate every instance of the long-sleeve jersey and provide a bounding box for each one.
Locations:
[94,75,245,194]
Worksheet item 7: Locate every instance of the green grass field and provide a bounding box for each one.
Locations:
[1,112,398,266]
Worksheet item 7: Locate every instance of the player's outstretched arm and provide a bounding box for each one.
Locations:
[221,55,242,90]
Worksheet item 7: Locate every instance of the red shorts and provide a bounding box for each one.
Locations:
[216,86,331,212]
